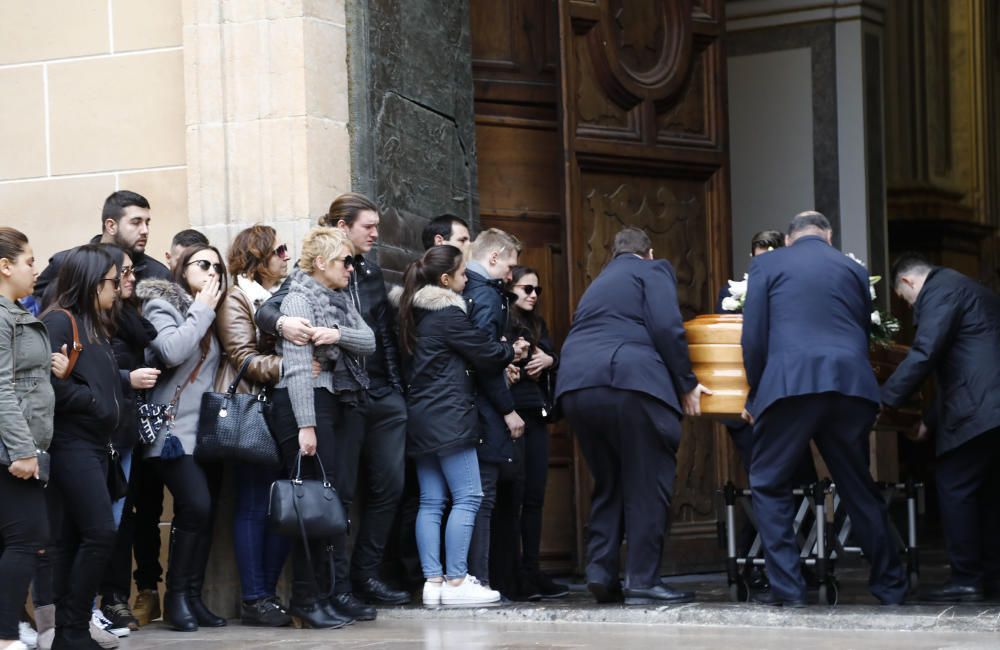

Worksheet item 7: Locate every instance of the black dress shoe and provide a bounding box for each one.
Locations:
[624,584,695,605]
[331,593,377,621]
[587,581,624,604]
[751,590,807,608]
[355,577,412,606]
[921,583,985,603]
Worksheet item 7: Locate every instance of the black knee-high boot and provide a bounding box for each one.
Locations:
[163,528,199,632]
[187,532,226,627]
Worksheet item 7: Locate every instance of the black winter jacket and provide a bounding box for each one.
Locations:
[881,267,1000,456]
[257,254,402,395]
[506,313,558,412]
[404,286,514,458]
[43,310,127,450]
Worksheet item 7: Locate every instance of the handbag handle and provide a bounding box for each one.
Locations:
[226,355,257,396]
[293,450,331,488]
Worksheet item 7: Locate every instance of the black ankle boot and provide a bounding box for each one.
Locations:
[163,528,199,632]
[330,593,376,621]
[188,533,226,627]
[287,600,349,630]
[289,540,351,630]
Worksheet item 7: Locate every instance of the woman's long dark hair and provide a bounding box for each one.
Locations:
[508,265,543,345]
[100,244,138,332]
[398,245,463,356]
[41,244,117,341]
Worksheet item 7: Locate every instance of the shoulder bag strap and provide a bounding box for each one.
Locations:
[54,308,83,376]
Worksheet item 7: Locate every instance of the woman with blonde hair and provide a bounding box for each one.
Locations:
[217,225,292,626]
[267,227,375,629]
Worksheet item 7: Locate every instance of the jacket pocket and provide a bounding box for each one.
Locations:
[944,381,975,430]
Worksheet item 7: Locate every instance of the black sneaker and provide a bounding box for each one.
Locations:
[101,599,139,632]
[241,597,292,627]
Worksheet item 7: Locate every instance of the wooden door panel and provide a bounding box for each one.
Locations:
[559,0,733,573]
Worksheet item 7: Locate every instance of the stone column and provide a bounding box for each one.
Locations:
[183,0,351,258]
[346,0,478,280]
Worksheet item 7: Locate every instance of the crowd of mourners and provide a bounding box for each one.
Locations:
[4,190,999,650]
[0,190,565,650]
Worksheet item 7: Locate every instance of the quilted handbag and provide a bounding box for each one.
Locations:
[195,355,279,466]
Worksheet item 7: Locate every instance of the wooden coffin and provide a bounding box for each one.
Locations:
[683,314,749,417]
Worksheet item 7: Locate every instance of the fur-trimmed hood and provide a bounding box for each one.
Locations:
[412,285,467,313]
[136,279,193,314]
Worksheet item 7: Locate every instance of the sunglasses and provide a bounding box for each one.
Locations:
[515,284,542,296]
[100,277,121,290]
[186,260,224,274]
[330,255,357,268]
[274,244,289,258]
[120,266,134,278]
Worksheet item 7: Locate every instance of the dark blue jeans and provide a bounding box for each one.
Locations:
[233,462,291,601]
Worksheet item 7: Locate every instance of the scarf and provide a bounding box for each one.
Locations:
[287,269,369,393]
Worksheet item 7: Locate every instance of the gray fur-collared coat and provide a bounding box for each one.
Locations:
[137,279,221,458]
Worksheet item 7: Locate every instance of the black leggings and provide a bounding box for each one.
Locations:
[0,470,48,640]
[46,443,117,632]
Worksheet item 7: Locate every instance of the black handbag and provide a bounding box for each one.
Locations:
[195,356,279,466]
[267,451,348,539]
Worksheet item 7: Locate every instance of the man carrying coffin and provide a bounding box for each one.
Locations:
[741,211,908,607]
[881,254,1000,602]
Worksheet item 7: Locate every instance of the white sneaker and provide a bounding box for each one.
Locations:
[440,575,501,606]
[88,620,120,649]
[5,639,30,650]
[422,580,443,606]
[91,609,129,638]
[18,621,37,648]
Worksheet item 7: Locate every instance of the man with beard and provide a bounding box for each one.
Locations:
[34,191,170,304]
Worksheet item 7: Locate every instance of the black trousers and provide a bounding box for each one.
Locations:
[270,388,345,600]
[0,470,48,640]
[563,387,682,590]
[750,394,908,604]
[340,389,407,586]
[101,449,139,602]
[131,455,165,590]
[934,430,1000,587]
[148,456,218,535]
[468,461,501,584]
[46,442,117,632]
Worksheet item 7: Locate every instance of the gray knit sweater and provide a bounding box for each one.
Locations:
[275,273,375,429]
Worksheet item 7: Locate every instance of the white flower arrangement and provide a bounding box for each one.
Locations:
[721,274,748,312]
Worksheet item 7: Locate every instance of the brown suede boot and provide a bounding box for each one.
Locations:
[131,590,160,627]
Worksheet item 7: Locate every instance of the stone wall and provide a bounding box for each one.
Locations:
[0,0,188,268]
[347,0,479,280]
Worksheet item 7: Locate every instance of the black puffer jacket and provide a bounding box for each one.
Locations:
[257,254,402,395]
[43,310,126,450]
[507,315,558,412]
[404,285,514,458]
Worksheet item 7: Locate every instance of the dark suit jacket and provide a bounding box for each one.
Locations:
[881,267,1000,456]
[741,236,879,418]
[555,254,697,416]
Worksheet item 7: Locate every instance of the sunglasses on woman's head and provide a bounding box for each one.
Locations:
[186,259,224,274]
[515,284,542,296]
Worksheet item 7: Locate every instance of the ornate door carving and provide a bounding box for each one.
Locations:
[558,0,733,572]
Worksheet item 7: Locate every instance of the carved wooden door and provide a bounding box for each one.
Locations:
[557,0,733,572]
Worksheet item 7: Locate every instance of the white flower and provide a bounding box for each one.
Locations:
[846,252,866,267]
[870,285,877,301]
[727,276,748,300]
[871,311,881,326]
[721,296,741,312]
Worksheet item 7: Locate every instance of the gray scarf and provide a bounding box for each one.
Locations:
[287,269,369,393]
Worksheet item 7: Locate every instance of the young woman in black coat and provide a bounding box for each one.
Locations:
[397,246,518,608]
[41,245,128,650]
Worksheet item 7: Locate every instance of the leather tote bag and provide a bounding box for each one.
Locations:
[267,451,348,539]
[195,355,279,466]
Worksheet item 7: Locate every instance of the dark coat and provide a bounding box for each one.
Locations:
[257,254,402,395]
[880,267,1000,456]
[506,314,558,411]
[462,266,519,463]
[404,285,514,458]
[555,254,697,416]
[34,237,170,305]
[741,236,880,418]
[43,310,126,450]
[108,306,158,450]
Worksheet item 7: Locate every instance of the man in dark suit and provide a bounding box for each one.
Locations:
[741,211,908,607]
[881,254,1000,602]
[556,226,711,605]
